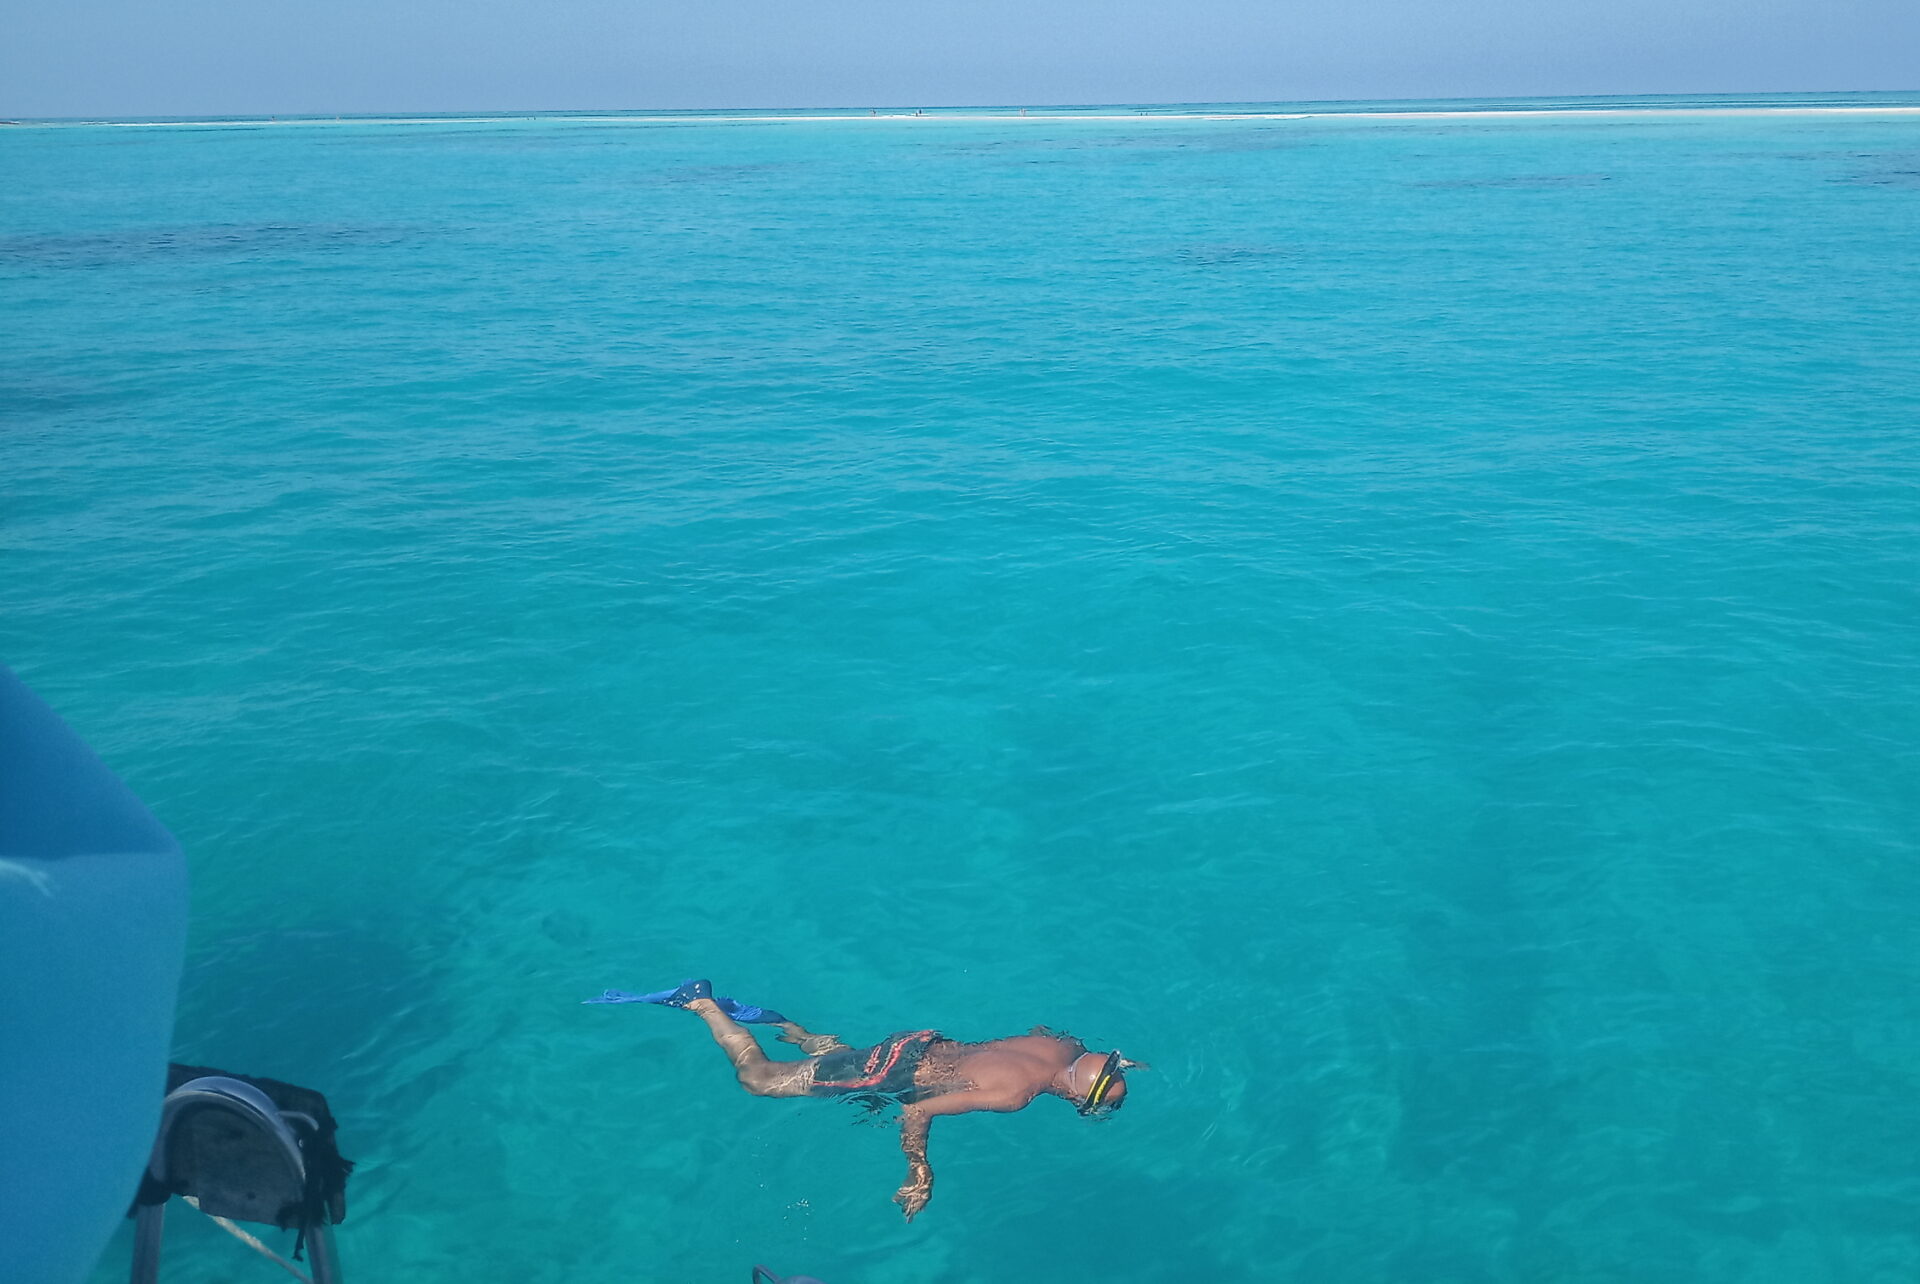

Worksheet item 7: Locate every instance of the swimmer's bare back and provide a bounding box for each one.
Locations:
[890,1034,1104,1219]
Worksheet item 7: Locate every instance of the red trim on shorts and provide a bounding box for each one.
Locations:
[811,1030,940,1091]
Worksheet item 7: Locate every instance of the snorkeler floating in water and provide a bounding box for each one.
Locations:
[586,980,1139,1220]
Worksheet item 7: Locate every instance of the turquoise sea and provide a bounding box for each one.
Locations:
[5,94,1919,1283]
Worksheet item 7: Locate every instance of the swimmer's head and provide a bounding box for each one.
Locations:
[1070,1050,1129,1115]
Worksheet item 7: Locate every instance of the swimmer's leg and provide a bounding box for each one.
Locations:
[775,1021,851,1055]
[686,995,816,1098]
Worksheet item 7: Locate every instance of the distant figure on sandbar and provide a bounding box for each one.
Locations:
[586,979,1140,1220]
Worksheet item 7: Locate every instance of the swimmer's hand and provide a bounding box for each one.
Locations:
[893,1167,932,1222]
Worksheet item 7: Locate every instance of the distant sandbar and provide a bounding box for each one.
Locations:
[65,105,1920,129]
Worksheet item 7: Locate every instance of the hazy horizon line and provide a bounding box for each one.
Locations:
[7,85,1920,127]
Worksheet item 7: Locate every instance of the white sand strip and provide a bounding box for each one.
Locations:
[63,105,1920,129]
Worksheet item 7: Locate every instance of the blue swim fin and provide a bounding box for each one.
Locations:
[583,980,786,1025]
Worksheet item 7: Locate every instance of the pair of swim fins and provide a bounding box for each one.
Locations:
[582,979,786,1025]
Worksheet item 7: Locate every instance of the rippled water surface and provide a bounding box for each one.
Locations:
[5,98,1919,1284]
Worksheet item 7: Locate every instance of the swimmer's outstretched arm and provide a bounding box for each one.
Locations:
[893,1087,1029,1222]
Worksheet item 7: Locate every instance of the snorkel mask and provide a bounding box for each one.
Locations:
[1076,1051,1126,1116]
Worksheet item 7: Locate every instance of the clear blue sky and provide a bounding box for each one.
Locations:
[3,0,1916,118]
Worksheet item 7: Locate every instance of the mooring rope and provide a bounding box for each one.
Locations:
[183,1196,314,1284]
